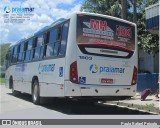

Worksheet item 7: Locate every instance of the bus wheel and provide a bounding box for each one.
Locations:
[32,80,40,105]
[11,79,18,95]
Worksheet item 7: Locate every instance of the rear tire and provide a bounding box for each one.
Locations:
[11,79,19,95]
[32,80,40,105]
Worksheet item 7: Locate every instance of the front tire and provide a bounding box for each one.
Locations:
[32,80,40,105]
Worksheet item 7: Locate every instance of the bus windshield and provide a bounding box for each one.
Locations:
[77,14,135,58]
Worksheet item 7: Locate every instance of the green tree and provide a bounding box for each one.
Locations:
[136,0,159,53]
[0,43,10,66]
[81,0,122,18]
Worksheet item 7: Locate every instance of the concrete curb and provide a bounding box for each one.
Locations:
[103,101,160,114]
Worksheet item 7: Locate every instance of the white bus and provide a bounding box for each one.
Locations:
[5,12,137,104]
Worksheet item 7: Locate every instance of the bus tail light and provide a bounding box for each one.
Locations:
[131,66,137,85]
[70,61,78,83]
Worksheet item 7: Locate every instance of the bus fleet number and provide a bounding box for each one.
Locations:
[79,56,92,60]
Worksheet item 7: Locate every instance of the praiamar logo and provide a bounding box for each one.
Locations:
[89,64,125,74]
[4,6,34,13]
[4,6,11,13]
[38,63,55,73]
[89,64,99,73]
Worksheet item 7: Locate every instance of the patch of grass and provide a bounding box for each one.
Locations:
[0,78,5,84]
[144,103,155,111]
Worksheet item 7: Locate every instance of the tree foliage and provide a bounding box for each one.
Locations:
[0,43,10,66]
[81,0,159,54]
[81,0,122,18]
[136,0,159,53]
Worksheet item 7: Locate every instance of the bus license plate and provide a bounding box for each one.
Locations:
[101,78,113,84]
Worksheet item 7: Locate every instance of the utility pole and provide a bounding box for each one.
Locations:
[132,0,137,23]
[121,0,127,20]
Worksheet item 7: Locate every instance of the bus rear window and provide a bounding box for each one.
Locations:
[77,14,135,58]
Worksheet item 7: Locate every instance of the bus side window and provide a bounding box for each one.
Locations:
[32,38,36,60]
[7,50,11,66]
[23,41,27,61]
[10,48,14,64]
[25,41,29,61]
[17,45,20,62]
[43,32,49,57]
[18,42,24,62]
[12,46,18,63]
[46,28,57,57]
[53,27,61,57]
[53,42,60,57]
[39,34,45,59]
[25,39,32,61]
[33,35,44,60]
[5,52,9,69]
[22,42,25,61]
[57,27,61,41]
[59,22,69,56]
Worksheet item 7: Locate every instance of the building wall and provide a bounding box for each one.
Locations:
[139,49,153,73]
[139,49,159,73]
[145,2,159,32]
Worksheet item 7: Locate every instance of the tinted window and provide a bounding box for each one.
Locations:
[45,32,50,44]
[18,53,23,62]
[36,35,44,47]
[34,47,41,59]
[12,46,18,63]
[13,46,18,55]
[53,42,60,56]
[59,22,69,56]
[40,46,44,58]
[57,27,61,41]
[25,39,33,61]
[28,39,33,50]
[18,42,24,62]
[49,29,57,44]
[20,43,24,52]
[45,28,58,57]
[46,43,54,57]
[33,35,44,60]
[10,47,14,64]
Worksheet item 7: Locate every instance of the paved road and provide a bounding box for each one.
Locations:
[0,85,153,119]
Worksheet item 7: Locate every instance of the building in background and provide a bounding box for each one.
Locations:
[146,3,159,34]
[139,2,159,73]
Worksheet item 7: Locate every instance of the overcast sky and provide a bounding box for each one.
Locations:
[0,0,84,44]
